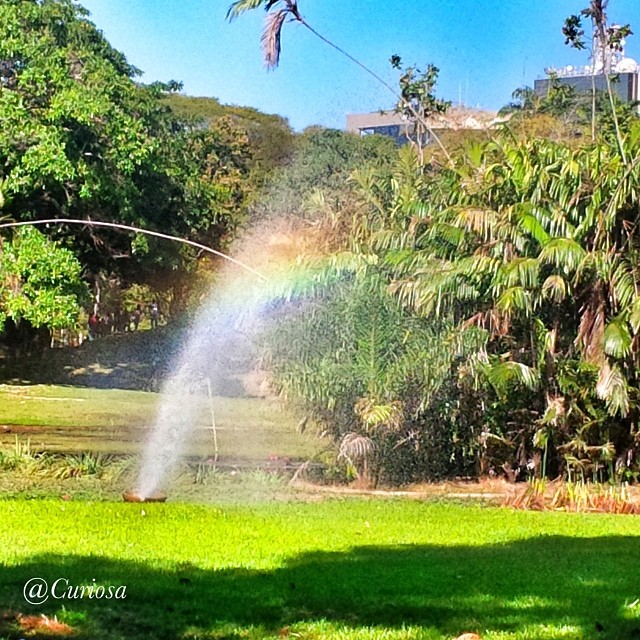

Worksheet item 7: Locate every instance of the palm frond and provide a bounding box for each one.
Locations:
[226,0,268,21]
[499,257,539,289]
[603,318,632,359]
[494,286,532,317]
[261,8,287,69]
[455,207,499,241]
[596,361,629,417]
[541,274,568,303]
[610,258,636,311]
[354,397,404,432]
[338,432,376,462]
[629,297,640,334]
[482,360,540,394]
[539,237,586,272]
[515,207,549,245]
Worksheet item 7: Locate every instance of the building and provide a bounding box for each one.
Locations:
[534,72,639,105]
[345,111,409,144]
[534,26,640,105]
[345,107,500,144]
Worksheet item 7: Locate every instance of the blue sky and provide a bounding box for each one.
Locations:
[80,0,640,131]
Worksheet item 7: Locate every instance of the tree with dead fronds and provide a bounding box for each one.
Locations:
[226,0,452,163]
[563,0,632,163]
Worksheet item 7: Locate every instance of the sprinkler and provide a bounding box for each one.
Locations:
[122,490,167,503]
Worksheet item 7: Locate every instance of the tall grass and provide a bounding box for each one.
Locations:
[506,478,638,513]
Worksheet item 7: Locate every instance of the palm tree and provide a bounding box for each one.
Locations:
[362,126,640,476]
[226,0,452,162]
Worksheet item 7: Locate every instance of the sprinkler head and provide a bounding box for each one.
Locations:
[122,490,167,503]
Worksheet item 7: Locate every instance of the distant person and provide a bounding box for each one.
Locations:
[131,305,142,331]
[115,308,127,333]
[149,301,159,330]
[102,313,113,335]
[88,313,99,341]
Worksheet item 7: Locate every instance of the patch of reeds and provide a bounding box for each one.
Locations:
[0,438,137,481]
[0,437,48,474]
[506,478,638,514]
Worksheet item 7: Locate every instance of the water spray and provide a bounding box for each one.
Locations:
[0,217,270,503]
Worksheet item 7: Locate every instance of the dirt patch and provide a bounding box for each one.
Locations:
[1,611,74,638]
[291,477,519,502]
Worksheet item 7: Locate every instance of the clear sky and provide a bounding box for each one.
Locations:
[80,0,640,131]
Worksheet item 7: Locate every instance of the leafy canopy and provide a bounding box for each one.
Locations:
[0,227,89,329]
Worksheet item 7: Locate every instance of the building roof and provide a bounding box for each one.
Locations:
[346,107,501,134]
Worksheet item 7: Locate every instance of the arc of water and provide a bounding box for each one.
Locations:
[0,218,266,281]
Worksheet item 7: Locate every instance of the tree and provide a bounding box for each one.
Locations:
[0,226,89,353]
[0,0,253,315]
[227,0,452,162]
[259,138,492,483]
[264,266,484,485]
[238,0,640,484]
[360,126,640,479]
[162,94,295,189]
[254,127,396,250]
[390,56,451,164]
[563,0,632,158]
[264,109,640,482]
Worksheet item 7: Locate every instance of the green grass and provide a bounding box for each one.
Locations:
[1,499,639,639]
[0,384,319,459]
[0,384,157,428]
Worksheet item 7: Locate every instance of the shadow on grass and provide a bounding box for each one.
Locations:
[2,535,640,639]
[0,326,249,396]
[0,327,186,392]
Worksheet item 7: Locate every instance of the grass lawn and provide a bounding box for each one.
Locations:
[0,384,319,460]
[1,499,639,639]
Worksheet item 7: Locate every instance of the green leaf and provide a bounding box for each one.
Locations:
[610,260,636,310]
[596,362,629,417]
[226,0,267,21]
[516,208,550,245]
[629,297,640,333]
[500,257,539,288]
[533,426,550,447]
[603,318,632,359]
[495,286,532,316]
[483,360,540,393]
[539,237,586,272]
[0,227,88,330]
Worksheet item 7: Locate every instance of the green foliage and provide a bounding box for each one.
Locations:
[50,452,111,479]
[0,0,152,208]
[255,127,396,246]
[352,121,640,478]
[0,437,45,473]
[391,56,451,155]
[502,80,639,142]
[263,266,486,483]
[162,94,295,186]
[265,96,640,482]
[0,0,256,311]
[509,1,636,157]
[0,227,89,330]
[563,3,631,53]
